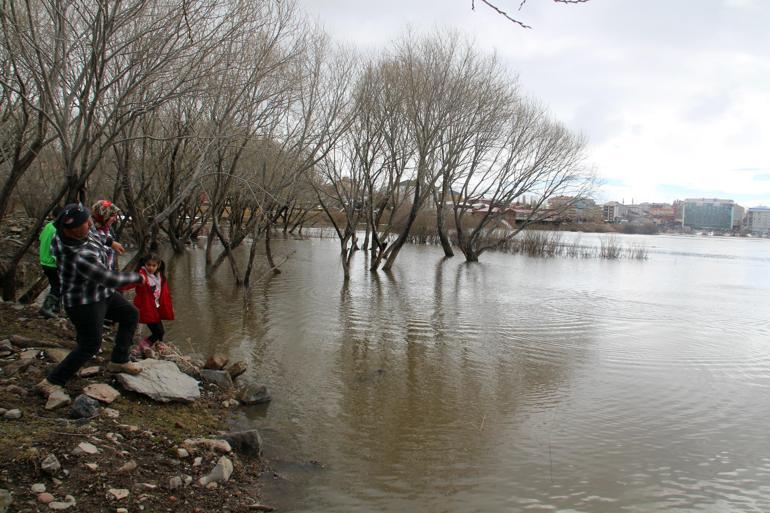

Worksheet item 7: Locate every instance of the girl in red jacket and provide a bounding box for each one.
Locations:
[128,253,175,357]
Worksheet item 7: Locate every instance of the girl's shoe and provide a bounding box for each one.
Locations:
[130,337,152,359]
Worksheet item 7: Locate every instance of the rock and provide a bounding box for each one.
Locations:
[246,504,276,512]
[117,460,137,474]
[183,438,231,454]
[72,442,99,456]
[45,348,71,364]
[115,359,199,403]
[0,489,11,513]
[77,366,100,378]
[83,383,120,404]
[20,349,39,360]
[48,500,75,510]
[41,454,61,475]
[0,339,11,351]
[181,474,193,487]
[236,385,271,405]
[31,483,46,493]
[45,390,71,411]
[117,509,128,513]
[4,384,27,397]
[204,354,229,370]
[84,463,98,472]
[168,476,183,490]
[226,361,248,379]
[107,489,129,500]
[136,483,157,491]
[176,448,189,459]
[37,492,54,504]
[70,394,100,419]
[0,408,4,416]
[199,456,233,486]
[192,457,202,467]
[200,369,233,390]
[223,429,263,457]
[48,495,76,510]
[0,359,33,377]
[106,432,124,443]
[101,407,120,419]
[3,409,22,420]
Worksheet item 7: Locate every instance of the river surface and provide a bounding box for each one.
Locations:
[164,233,770,512]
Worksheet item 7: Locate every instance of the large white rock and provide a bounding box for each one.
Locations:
[198,456,233,486]
[115,359,199,403]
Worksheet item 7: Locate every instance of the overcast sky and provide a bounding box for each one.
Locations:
[296,0,770,207]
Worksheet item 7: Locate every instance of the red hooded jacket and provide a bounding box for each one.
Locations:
[123,268,174,324]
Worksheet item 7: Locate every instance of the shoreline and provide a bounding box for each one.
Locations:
[0,301,272,513]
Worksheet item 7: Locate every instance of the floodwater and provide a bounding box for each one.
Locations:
[165,233,770,512]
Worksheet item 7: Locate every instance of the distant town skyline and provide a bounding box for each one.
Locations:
[296,0,770,208]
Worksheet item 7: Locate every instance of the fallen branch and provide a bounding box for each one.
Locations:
[10,334,76,350]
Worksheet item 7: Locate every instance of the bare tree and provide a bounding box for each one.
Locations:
[452,97,595,261]
[374,31,494,271]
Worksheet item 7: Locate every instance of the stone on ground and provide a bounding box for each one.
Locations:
[115,359,200,403]
[82,383,120,404]
[45,390,71,411]
[236,385,271,405]
[198,456,233,486]
[41,455,61,475]
[223,429,263,457]
[204,354,229,370]
[226,361,248,379]
[200,369,234,390]
[70,394,101,419]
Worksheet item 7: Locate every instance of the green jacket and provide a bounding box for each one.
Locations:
[39,222,57,268]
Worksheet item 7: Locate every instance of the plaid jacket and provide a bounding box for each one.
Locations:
[51,229,141,307]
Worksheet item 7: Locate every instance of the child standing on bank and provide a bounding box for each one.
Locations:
[124,253,174,357]
[39,206,63,318]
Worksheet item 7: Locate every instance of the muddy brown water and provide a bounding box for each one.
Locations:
[162,234,770,512]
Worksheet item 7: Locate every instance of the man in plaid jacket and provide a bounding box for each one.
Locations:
[36,203,148,397]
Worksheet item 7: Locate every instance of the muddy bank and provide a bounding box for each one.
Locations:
[0,301,275,513]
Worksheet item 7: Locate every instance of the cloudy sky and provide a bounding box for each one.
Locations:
[296,0,770,207]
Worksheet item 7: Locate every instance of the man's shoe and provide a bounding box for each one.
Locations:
[35,379,65,397]
[39,294,60,319]
[106,361,142,375]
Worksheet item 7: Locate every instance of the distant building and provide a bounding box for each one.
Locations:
[746,207,770,235]
[682,198,736,231]
[647,203,675,226]
[549,196,600,222]
[602,201,627,223]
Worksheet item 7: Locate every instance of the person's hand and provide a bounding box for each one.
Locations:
[139,273,149,286]
[111,241,126,254]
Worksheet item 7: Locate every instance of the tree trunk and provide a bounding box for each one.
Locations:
[264,224,281,275]
[436,206,454,257]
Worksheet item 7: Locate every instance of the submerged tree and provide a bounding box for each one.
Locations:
[452,97,594,262]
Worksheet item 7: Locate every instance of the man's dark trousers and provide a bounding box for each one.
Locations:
[47,293,138,386]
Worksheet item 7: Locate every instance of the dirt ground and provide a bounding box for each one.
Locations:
[0,301,272,513]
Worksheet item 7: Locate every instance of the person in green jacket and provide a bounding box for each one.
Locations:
[39,206,63,318]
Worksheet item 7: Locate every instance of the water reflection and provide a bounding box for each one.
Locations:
[166,235,770,512]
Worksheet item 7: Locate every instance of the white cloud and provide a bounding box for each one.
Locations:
[297,0,770,205]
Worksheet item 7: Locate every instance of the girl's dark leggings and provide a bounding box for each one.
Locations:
[147,321,165,343]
